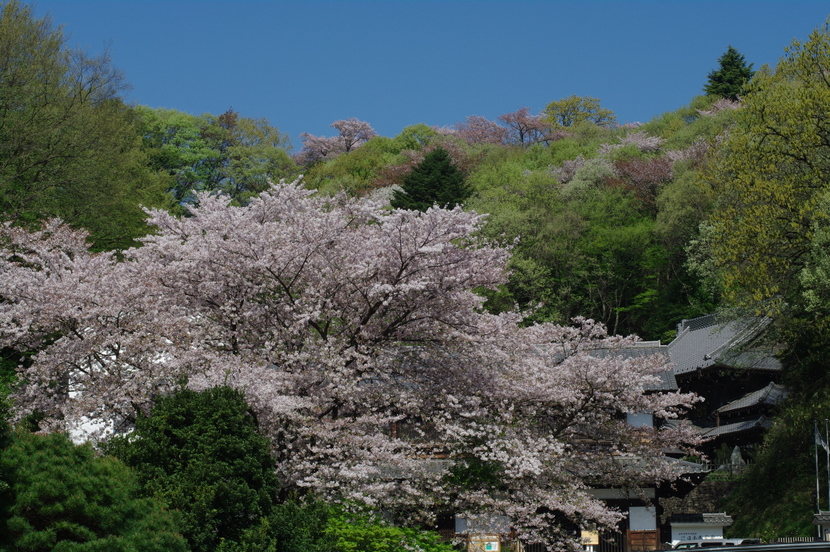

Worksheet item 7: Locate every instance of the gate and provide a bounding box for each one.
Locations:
[598,530,625,552]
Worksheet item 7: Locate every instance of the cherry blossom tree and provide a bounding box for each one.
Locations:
[498,107,552,146]
[608,157,674,213]
[330,117,377,153]
[294,133,341,165]
[453,115,508,145]
[295,118,376,165]
[0,180,700,547]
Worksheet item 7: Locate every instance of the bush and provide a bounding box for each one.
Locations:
[328,509,455,552]
[106,386,280,552]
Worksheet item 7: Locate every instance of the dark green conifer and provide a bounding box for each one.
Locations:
[391,147,471,211]
[0,431,187,551]
[703,45,755,100]
[106,386,281,552]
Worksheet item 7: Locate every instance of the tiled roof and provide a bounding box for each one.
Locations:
[669,513,734,525]
[813,512,830,524]
[715,382,789,415]
[667,314,781,376]
[587,342,677,391]
[702,416,771,438]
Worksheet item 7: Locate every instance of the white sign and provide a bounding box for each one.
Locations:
[630,506,657,531]
[671,526,723,543]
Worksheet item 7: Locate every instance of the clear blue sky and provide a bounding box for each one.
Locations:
[32,0,830,150]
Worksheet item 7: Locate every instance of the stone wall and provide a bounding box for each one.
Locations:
[660,479,736,524]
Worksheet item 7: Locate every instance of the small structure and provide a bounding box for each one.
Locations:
[668,512,734,546]
[812,511,830,541]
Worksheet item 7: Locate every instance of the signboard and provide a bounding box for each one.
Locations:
[469,534,500,552]
[671,526,723,543]
[581,530,599,545]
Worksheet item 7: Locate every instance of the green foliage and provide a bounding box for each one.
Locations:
[106,386,280,552]
[267,501,337,552]
[214,500,337,552]
[220,114,298,204]
[544,138,588,167]
[468,108,720,338]
[467,146,695,338]
[800,193,830,316]
[0,430,187,551]
[724,397,823,538]
[136,107,297,206]
[388,124,437,151]
[0,348,17,400]
[542,95,617,129]
[0,0,173,250]
[327,510,454,552]
[391,147,471,211]
[135,106,221,205]
[704,46,755,100]
[702,21,830,312]
[445,457,504,491]
[576,188,665,335]
[639,95,739,151]
[655,169,711,250]
[561,158,616,200]
[306,139,404,196]
[305,125,438,197]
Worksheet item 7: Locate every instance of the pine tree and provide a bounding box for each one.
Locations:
[391,147,471,211]
[0,431,187,551]
[703,45,755,100]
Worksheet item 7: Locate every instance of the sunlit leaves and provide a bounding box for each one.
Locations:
[703,22,830,311]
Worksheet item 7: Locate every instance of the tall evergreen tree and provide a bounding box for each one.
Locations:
[703,45,755,100]
[106,387,281,552]
[390,147,471,211]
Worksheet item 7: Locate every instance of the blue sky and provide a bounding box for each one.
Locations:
[32,0,830,150]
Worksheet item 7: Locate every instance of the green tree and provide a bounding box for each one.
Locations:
[800,194,830,315]
[265,501,337,552]
[0,430,187,552]
[135,106,222,205]
[390,147,471,211]
[698,22,830,537]
[212,500,337,552]
[700,22,830,312]
[304,124,439,197]
[0,0,173,250]
[703,46,755,100]
[106,386,281,552]
[136,107,297,206]
[542,95,617,130]
[222,115,297,204]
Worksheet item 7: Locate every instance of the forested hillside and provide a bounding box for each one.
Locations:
[2,0,830,547]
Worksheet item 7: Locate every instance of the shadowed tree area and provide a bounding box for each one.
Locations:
[106,386,283,552]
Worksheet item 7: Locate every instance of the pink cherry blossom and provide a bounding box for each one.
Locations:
[0,179,700,547]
